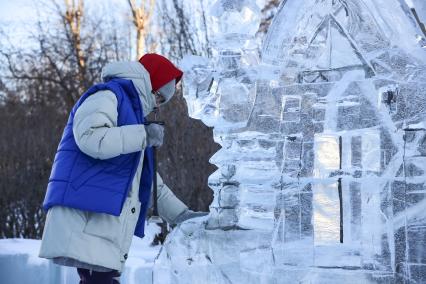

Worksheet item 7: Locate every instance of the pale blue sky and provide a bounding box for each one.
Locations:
[0,0,35,23]
[0,0,130,45]
[0,0,424,45]
[0,0,37,33]
[0,0,128,23]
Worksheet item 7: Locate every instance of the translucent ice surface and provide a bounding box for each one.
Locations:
[411,0,426,25]
[154,0,426,283]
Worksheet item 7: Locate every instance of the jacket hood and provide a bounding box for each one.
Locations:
[101,61,156,115]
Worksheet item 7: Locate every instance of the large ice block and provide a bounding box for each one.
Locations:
[154,0,426,283]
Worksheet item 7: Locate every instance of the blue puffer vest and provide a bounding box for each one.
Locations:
[42,78,154,238]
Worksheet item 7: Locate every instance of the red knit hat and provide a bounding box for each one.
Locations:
[139,53,183,92]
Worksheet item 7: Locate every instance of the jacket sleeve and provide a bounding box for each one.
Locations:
[72,90,147,160]
[155,173,188,224]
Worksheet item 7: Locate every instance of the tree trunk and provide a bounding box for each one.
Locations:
[127,0,156,59]
[64,0,87,91]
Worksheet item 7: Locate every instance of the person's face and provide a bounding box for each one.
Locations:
[152,90,166,107]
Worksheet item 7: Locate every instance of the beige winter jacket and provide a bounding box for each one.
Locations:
[38,62,187,272]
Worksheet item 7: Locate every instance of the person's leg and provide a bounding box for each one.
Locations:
[77,268,120,284]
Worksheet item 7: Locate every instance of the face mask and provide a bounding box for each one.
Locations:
[155,79,176,106]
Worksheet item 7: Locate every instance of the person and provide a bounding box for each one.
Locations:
[38,54,207,284]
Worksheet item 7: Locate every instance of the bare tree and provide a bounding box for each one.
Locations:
[127,0,156,59]
[1,0,132,109]
[156,0,205,60]
[0,0,131,238]
[63,0,86,91]
[0,93,66,238]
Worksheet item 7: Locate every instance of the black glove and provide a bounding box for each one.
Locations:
[145,124,164,147]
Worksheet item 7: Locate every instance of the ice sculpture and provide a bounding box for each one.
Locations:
[154,0,426,283]
[412,0,426,25]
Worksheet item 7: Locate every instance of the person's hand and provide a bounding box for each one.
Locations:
[173,209,209,224]
[144,123,164,147]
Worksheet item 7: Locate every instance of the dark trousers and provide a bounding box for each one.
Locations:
[77,268,120,284]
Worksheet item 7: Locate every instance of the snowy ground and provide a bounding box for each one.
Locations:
[0,223,161,284]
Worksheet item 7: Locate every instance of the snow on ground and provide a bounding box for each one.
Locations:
[0,222,161,284]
